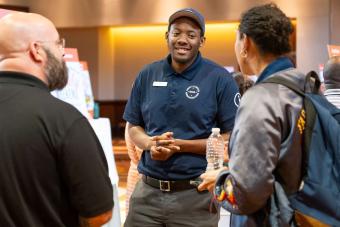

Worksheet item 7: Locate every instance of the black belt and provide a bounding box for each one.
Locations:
[142,175,196,192]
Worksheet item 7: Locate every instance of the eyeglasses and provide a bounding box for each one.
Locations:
[36,38,66,50]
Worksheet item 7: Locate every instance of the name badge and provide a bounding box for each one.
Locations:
[153,81,168,87]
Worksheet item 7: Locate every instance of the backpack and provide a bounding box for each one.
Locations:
[265,71,340,226]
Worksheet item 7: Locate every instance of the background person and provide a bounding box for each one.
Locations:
[323,56,340,108]
[124,122,142,214]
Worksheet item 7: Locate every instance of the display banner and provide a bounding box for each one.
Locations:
[327,45,340,58]
[51,48,89,118]
[80,61,95,118]
[63,48,79,62]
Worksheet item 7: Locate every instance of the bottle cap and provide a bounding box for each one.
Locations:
[212,128,220,133]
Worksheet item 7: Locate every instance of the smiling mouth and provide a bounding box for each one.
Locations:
[175,48,190,54]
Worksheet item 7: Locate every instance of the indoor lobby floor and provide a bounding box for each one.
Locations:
[118,182,127,225]
[113,138,128,225]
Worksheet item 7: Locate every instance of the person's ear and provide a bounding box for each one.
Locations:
[165,31,169,40]
[199,36,206,48]
[240,34,249,58]
[29,42,44,62]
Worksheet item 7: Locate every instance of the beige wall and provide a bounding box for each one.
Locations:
[59,23,240,100]
[98,27,115,99]
[330,0,340,45]
[25,0,336,100]
[110,26,168,100]
[0,0,27,5]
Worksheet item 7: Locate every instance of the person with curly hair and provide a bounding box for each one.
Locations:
[199,4,306,226]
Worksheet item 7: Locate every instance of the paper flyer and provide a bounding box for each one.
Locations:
[80,61,95,118]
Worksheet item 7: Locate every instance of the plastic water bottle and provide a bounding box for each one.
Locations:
[206,128,224,171]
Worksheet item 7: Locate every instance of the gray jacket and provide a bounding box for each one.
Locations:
[217,69,306,226]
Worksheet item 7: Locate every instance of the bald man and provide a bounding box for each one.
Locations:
[323,56,340,108]
[0,13,113,227]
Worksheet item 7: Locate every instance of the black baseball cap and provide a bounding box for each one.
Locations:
[168,8,205,35]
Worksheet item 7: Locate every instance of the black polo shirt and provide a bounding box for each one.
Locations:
[0,72,113,227]
[123,53,239,180]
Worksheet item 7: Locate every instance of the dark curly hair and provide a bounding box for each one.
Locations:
[233,72,254,96]
[239,3,293,56]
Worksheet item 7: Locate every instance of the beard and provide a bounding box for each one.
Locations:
[43,47,68,91]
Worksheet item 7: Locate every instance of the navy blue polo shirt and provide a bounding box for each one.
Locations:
[123,53,239,180]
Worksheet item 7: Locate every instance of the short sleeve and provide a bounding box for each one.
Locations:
[123,72,144,126]
[59,118,113,217]
[216,72,240,133]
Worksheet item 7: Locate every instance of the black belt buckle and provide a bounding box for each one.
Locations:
[159,180,171,192]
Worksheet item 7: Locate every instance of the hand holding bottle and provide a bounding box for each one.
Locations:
[198,167,228,192]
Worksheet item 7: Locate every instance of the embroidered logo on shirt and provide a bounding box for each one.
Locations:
[234,93,241,107]
[186,86,200,99]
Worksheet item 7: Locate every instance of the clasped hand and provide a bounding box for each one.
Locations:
[150,132,180,161]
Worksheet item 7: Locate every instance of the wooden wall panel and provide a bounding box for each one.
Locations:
[97,100,127,138]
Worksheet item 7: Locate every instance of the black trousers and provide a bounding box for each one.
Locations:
[124,180,219,227]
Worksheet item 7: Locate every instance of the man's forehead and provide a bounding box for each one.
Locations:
[170,18,201,30]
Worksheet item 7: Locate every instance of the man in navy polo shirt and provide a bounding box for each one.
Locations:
[123,8,239,227]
